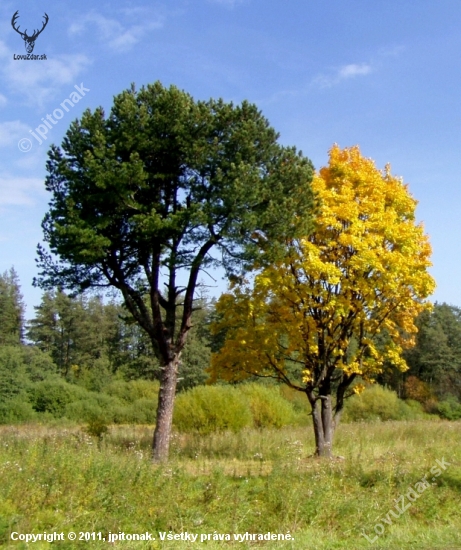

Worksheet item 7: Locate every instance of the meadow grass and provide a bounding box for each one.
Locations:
[1,420,461,549]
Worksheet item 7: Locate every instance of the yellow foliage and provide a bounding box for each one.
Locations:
[210,145,435,392]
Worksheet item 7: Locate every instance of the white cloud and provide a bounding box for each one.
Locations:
[0,175,44,206]
[314,62,373,88]
[338,63,372,78]
[0,40,91,108]
[0,94,7,107]
[0,121,31,148]
[68,10,164,53]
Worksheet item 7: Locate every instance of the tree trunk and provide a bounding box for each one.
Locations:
[307,390,334,458]
[320,394,334,458]
[152,355,180,462]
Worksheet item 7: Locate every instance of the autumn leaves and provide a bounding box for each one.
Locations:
[210,145,435,456]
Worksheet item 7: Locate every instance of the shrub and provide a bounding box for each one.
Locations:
[396,398,427,420]
[70,357,113,393]
[112,398,157,424]
[64,392,123,423]
[0,346,30,401]
[0,398,37,424]
[404,375,434,406]
[173,385,252,434]
[104,380,160,403]
[84,418,109,439]
[28,379,89,417]
[20,346,57,382]
[241,383,296,428]
[342,384,426,422]
[436,397,461,420]
[279,386,311,425]
[65,399,109,423]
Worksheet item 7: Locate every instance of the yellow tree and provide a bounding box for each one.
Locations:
[210,145,435,457]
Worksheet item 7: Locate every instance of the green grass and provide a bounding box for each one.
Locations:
[1,421,461,549]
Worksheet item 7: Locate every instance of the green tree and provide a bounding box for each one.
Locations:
[28,291,129,383]
[0,267,25,346]
[0,345,55,406]
[404,303,461,400]
[176,296,213,391]
[34,81,315,461]
[27,290,86,376]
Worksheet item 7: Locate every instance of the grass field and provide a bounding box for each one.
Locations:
[1,420,461,549]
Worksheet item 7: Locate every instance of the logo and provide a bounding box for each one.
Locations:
[11,10,48,55]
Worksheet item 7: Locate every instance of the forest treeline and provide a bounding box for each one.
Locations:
[1,267,461,424]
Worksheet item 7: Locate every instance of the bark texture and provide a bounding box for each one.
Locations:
[152,356,180,462]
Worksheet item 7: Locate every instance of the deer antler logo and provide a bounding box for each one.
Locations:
[11,11,49,54]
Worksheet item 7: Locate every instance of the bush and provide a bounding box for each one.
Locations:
[105,380,159,403]
[0,346,30,401]
[173,385,252,434]
[279,386,311,425]
[0,398,37,424]
[396,398,427,420]
[436,397,461,420]
[112,398,158,424]
[28,379,89,417]
[343,384,426,422]
[241,383,296,428]
[64,392,122,423]
[65,399,109,423]
[20,346,57,382]
[84,419,109,439]
[404,375,433,404]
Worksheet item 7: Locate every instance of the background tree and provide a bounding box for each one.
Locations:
[0,267,25,346]
[176,296,213,391]
[210,145,435,458]
[403,303,461,400]
[34,81,315,461]
[27,290,87,376]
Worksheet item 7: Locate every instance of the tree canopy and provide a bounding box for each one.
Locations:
[404,303,461,400]
[210,145,435,457]
[34,81,315,461]
[0,268,24,346]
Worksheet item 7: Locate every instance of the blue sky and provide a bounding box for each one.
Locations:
[1,0,460,319]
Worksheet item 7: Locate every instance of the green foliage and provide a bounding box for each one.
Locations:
[27,290,131,379]
[105,379,160,403]
[173,385,252,434]
[0,346,30,401]
[343,385,426,422]
[404,303,461,400]
[0,345,58,423]
[279,385,311,422]
[34,81,315,461]
[28,379,89,417]
[0,345,57,402]
[0,267,24,346]
[111,398,157,424]
[64,398,110,423]
[84,418,109,439]
[177,298,213,391]
[240,383,296,428]
[0,398,36,424]
[435,396,461,420]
